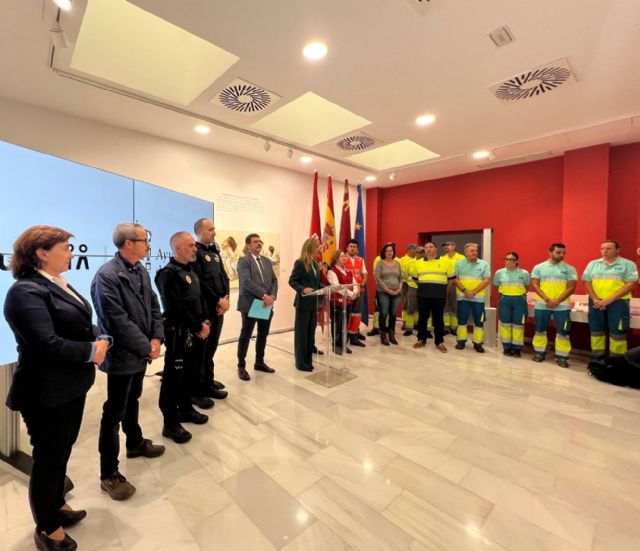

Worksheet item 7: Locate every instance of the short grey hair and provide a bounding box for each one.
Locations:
[170,231,191,253]
[464,242,479,252]
[194,218,209,234]
[113,223,144,249]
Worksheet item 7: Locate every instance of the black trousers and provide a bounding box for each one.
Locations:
[159,332,202,424]
[417,296,446,344]
[294,307,317,370]
[98,371,145,479]
[237,311,273,368]
[21,394,86,534]
[331,304,352,352]
[194,313,224,395]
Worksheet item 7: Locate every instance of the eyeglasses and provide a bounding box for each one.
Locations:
[504,257,517,261]
[130,239,150,244]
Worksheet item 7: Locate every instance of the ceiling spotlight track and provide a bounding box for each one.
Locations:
[49,65,369,172]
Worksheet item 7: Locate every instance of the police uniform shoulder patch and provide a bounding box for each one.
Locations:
[205,255,211,262]
[185,275,192,284]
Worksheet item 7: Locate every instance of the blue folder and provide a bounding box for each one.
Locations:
[248,298,273,320]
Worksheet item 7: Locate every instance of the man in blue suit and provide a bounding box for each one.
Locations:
[236,233,278,381]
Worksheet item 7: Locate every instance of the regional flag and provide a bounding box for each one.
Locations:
[309,171,321,240]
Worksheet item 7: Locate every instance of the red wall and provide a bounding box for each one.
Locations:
[369,156,564,282]
[367,142,640,303]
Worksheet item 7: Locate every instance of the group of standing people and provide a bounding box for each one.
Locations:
[369,239,639,366]
[2,218,280,550]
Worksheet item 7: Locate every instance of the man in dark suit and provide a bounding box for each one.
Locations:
[191,218,229,402]
[91,223,165,501]
[236,233,278,381]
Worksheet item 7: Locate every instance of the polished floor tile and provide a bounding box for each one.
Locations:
[1,331,640,550]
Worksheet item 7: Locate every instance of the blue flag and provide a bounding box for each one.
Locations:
[354,183,368,325]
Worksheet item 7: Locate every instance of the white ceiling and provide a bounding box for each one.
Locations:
[1,0,640,188]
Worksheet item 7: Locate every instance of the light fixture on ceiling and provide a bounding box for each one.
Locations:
[389,172,396,181]
[52,0,72,11]
[194,124,210,135]
[49,22,70,49]
[365,175,376,182]
[286,148,294,158]
[300,156,312,164]
[488,25,515,48]
[303,41,328,60]
[472,150,491,160]
[415,114,435,126]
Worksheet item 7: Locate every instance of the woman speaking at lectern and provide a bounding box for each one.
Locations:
[288,238,322,372]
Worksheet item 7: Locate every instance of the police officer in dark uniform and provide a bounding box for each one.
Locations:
[192,218,229,402]
[155,231,211,444]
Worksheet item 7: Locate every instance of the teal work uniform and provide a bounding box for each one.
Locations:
[493,267,530,351]
[455,259,491,345]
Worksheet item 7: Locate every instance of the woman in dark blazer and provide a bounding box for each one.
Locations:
[3,225,108,551]
[288,238,322,371]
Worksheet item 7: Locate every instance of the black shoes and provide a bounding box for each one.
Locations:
[556,358,569,368]
[312,346,324,355]
[349,336,366,347]
[532,354,546,363]
[238,368,251,380]
[473,343,485,353]
[367,328,380,336]
[296,365,314,372]
[205,387,229,400]
[212,379,226,390]
[100,471,136,501]
[503,349,513,356]
[180,409,209,425]
[34,529,77,551]
[126,438,165,459]
[455,342,465,350]
[403,329,413,336]
[426,331,433,339]
[512,350,522,358]
[255,363,275,373]
[162,423,192,444]
[357,333,366,341]
[191,396,215,409]
[58,508,86,528]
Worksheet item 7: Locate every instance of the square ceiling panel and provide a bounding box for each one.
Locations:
[70,0,239,105]
[347,140,439,170]
[251,92,371,147]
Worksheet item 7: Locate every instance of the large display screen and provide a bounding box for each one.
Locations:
[0,140,213,365]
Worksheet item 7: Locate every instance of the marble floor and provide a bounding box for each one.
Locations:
[1,330,640,551]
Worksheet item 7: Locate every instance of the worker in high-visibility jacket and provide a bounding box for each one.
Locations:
[454,243,491,353]
[531,243,577,368]
[493,252,530,358]
[583,240,638,358]
[399,244,418,336]
[442,242,465,334]
[411,242,455,352]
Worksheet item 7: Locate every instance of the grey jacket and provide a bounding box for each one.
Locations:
[236,253,278,313]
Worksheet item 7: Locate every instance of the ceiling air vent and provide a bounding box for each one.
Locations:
[489,58,576,103]
[336,134,380,151]
[211,78,281,115]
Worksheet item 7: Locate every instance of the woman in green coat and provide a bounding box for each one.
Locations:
[288,238,322,371]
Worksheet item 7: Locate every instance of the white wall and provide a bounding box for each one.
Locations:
[0,96,359,342]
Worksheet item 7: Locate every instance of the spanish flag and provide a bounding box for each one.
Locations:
[321,176,336,264]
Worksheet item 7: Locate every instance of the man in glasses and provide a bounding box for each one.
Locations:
[531,243,577,367]
[91,223,165,500]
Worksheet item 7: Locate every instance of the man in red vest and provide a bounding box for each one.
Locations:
[344,239,367,347]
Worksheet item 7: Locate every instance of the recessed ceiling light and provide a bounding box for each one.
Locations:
[300,156,313,164]
[365,175,376,182]
[472,150,491,159]
[416,114,435,126]
[52,0,72,11]
[194,125,210,135]
[303,41,327,60]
